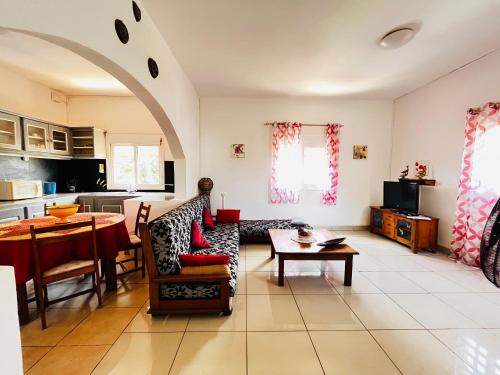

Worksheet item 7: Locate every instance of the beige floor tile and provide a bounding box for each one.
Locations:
[59,307,138,345]
[103,283,149,308]
[287,274,337,294]
[247,331,323,375]
[22,347,51,373]
[295,294,364,330]
[245,243,272,257]
[344,294,422,329]
[237,257,246,271]
[125,305,189,333]
[235,272,246,294]
[434,293,500,328]
[26,345,109,375]
[431,329,500,375]
[325,271,382,294]
[170,332,246,375]
[402,271,470,293]
[376,255,431,271]
[439,270,498,292]
[187,296,246,331]
[117,269,149,284]
[245,257,278,272]
[479,292,500,306]
[362,272,426,293]
[318,260,348,272]
[372,330,472,375]
[311,331,400,374]
[247,295,305,331]
[46,281,102,310]
[93,332,182,374]
[353,255,393,272]
[414,255,475,272]
[389,294,478,329]
[246,272,292,294]
[21,309,89,346]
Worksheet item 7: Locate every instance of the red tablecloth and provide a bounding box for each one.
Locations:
[0,213,131,284]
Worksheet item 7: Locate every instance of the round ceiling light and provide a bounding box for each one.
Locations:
[378,27,416,49]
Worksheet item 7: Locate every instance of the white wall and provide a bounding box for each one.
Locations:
[0,64,66,123]
[67,96,173,160]
[200,98,393,227]
[391,49,500,248]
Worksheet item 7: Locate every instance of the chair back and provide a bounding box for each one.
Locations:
[134,202,152,235]
[30,218,98,280]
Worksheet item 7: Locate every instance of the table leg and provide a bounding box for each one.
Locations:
[271,243,275,259]
[278,256,284,286]
[344,255,353,286]
[16,283,30,325]
[102,258,117,291]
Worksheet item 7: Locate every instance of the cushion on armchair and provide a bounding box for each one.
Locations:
[179,254,229,266]
[191,220,212,249]
[203,207,215,230]
[217,209,241,223]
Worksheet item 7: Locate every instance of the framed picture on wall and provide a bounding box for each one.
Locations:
[353,144,368,159]
[232,144,245,158]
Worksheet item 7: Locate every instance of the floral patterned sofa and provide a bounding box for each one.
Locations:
[139,194,238,315]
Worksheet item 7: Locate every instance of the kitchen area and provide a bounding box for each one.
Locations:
[0,109,179,230]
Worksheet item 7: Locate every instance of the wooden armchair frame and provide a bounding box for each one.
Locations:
[139,222,232,316]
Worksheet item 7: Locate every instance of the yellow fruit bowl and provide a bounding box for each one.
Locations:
[47,204,80,223]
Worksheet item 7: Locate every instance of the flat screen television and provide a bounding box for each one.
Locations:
[383,181,420,214]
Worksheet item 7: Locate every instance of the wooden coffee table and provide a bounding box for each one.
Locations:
[269,229,359,287]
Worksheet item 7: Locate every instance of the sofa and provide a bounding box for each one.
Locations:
[240,219,311,243]
[139,194,239,315]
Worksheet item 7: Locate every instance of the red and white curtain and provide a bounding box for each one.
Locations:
[323,123,341,205]
[451,102,500,266]
[269,122,302,204]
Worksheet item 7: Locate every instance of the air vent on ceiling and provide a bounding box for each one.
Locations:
[51,91,67,103]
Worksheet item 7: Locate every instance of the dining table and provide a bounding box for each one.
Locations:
[0,212,131,325]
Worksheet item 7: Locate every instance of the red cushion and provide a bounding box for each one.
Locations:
[191,220,212,249]
[203,207,215,230]
[216,209,241,223]
[179,254,229,266]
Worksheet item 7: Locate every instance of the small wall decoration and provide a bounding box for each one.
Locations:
[415,160,430,179]
[232,144,245,158]
[353,145,368,159]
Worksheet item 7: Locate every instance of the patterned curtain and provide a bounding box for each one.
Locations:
[269,122,302,204]
[323,123,341,205]
[451,102,500,266]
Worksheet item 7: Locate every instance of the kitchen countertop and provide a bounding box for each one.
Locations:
[0,192,175,210]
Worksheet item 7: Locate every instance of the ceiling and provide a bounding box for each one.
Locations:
[0,31,131,96]
[143,0,500,99]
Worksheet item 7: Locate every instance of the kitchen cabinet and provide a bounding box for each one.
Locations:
[0,207,25,223]
[49,124,71,155]
[0,112,22,151]
[23,119,50,153]
[78,196,95,212]
[71,127,106,159]
[78,195,133,214]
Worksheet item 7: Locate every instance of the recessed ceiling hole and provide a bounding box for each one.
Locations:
[115,19,129,44]
[132,1,142,22]
[148,58,159,78]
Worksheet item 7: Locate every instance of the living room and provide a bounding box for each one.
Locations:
[1,1,500,374]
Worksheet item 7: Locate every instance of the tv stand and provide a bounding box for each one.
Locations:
[369,206,439,253]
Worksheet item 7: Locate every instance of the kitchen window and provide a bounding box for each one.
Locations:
[108,140,164,190]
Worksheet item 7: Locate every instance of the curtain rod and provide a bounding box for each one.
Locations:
[264,122,343,127]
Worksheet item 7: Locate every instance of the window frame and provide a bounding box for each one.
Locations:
[107,136,165,191]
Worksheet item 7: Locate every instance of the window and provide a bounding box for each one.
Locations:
[302,146,329,190]
[107,137,164,190]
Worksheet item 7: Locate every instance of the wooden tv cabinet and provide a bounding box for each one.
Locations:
[369,206,439,253]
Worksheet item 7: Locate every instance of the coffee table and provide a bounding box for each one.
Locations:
[269,229,359,287]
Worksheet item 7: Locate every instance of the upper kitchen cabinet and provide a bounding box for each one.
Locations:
[23,119,50,152]
[48,124,71,155]
[0,111,22,151]
[71,127,106,159]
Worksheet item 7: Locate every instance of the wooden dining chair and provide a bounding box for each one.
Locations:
[30,217,102,329]
[117,202,151,278]
[44,202,84,216]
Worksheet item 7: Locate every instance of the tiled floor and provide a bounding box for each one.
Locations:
[20,231,500,374]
